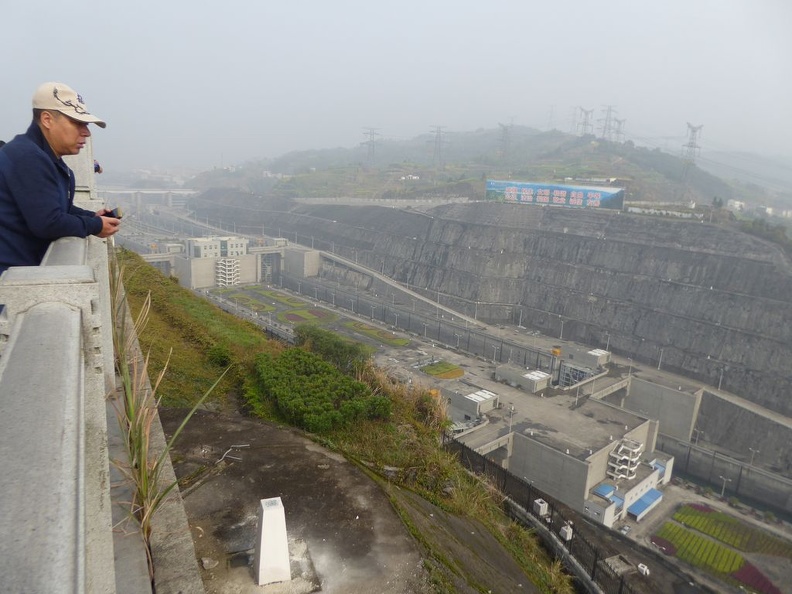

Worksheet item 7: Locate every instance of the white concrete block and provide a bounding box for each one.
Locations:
[254,497,291,586]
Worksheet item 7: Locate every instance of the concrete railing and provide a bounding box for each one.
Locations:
[0,236,117,593]
[0,139,203,592]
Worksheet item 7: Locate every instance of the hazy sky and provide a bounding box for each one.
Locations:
[2,0,790,171]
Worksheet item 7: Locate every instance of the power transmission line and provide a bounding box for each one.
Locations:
[498,122,513,163]
[598,105,617,142]
[362,127,381,166]
[682,123,703,162]
[578,107,594,136]
[430,125,447,170]
[614,118,627,143]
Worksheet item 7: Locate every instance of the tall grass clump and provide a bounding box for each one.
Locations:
[109,251,228,573]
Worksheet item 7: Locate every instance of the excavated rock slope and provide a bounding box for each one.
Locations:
[203,196,792,418]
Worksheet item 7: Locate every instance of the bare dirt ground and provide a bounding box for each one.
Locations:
[160,409,541,594]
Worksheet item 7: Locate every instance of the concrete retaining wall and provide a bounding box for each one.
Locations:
[622,378,701,441]
[658,436,792,513]
[192,199,792,420]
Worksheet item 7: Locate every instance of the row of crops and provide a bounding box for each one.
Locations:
[674,504,792,557]
[654,504,791,594]
[655,522,744,573]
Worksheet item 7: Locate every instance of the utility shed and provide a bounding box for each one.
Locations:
[448,388,499,421]
[583,348,611,368]
[565,348,610,370]
[495,364,551,393]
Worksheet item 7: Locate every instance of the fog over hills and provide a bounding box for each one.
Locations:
[697,151,792,197]
[182,126,780,212]
[4,2,790,170]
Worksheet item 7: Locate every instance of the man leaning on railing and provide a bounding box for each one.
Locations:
[0,81,121,276]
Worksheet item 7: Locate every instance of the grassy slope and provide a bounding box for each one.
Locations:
[119,249,282,409]
[119,249,571,593]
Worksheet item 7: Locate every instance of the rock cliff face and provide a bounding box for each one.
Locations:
[201,196,792,417]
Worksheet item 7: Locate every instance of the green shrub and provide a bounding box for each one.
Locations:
[295,324,372,373]
[248,348,391,433]
[207,343,232,367]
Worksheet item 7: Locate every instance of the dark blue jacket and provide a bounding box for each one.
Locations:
[0,123,102,274]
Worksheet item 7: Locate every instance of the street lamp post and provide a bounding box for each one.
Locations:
[508,403,515,433]
[749,447,760,466]
[559,316,564,340]
[492,345,500,363]
[719,475,732,499]
[657,347,664,370]
[454,333,461,349]
[393,312,399,328]
[605,332,610,352]
[422,322,428,338]
[718,367,725,390]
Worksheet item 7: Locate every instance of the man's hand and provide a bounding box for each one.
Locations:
[97,215,121,238]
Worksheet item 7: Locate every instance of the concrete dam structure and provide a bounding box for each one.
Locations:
[194,196,792,421]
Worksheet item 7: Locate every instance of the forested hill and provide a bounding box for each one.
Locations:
[186,126,742,207]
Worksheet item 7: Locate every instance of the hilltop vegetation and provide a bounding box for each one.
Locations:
[183,124,792,257]
[186,125,752,208]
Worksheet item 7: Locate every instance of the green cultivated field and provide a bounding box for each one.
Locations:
[653,504,790,594]
[344,320,410,347]
[656,522,744,574]
[214,287,303,309]
[282,308,337,325]
[674,504,792,557]
[422,361,464,379]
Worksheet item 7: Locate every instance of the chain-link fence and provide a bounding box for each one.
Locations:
[444,435,635,594]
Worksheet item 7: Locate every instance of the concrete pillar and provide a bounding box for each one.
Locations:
[254,497,290,586]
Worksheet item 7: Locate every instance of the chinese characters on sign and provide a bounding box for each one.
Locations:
[485,180,622,210]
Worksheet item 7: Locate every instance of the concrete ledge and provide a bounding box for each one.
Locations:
[0,238,117,593]
[1,264,94,285]
[0,231,203,591]
[0,303,85,592]
[41,236,88,267]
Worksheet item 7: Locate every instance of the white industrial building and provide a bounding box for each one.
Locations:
[187,236,249,258]
[457,387,673,529]
[148,236,323,291]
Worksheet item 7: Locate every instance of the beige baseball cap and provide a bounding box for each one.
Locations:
[32,82,106,128]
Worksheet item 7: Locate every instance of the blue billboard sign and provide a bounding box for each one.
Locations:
[485,180,624,210]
